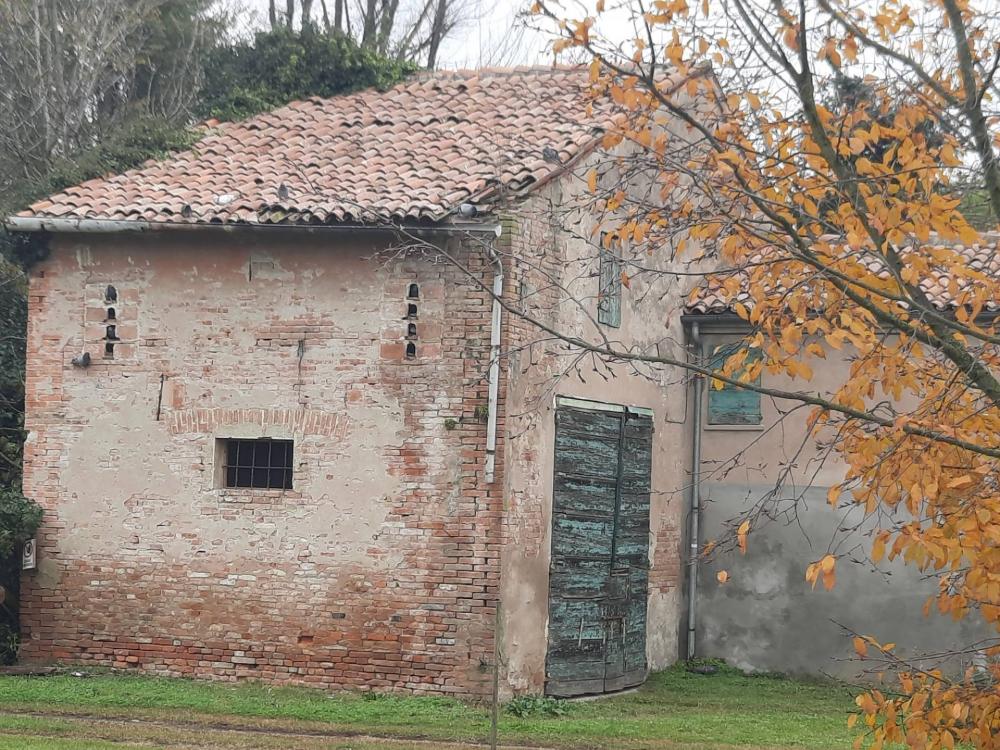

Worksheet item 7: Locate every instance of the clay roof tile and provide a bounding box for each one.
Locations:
[18,66,698,227]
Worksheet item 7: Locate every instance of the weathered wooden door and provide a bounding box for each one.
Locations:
[545,400,653,697]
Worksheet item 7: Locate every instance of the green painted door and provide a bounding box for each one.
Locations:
[545,403,653,697]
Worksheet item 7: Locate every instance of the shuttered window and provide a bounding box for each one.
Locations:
[707,342,762,426]
[597,249,621,328]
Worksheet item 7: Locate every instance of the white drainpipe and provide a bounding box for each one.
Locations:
[484,246,503,484]
[687,320,704,660]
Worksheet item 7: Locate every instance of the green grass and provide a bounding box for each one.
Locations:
[0,739,124,750]
[0,664,861,749]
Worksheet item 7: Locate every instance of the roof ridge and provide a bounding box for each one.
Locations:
[410,64,587,81]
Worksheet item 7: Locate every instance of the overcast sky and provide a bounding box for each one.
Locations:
[238,1,637,69]
[239,1,545,67]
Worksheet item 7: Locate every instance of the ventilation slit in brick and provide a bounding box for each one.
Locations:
[104,285,117,303]
[106,325,119,340]
[106,307,116,321]
[407,322,417,339]
[405,342,416,359]
[407,283,419,299]
[104,342,115,358]
[406,303,418,319]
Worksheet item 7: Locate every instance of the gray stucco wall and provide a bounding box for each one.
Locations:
[696,484,986,679]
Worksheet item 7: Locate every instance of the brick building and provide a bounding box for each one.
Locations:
[8,67,698,697]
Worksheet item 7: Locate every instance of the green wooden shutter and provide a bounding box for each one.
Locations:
[598,251,621,328]
[707,343,762,425]
[546,404,652,697]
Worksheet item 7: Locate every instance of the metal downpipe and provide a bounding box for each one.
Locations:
[686,321,704,660]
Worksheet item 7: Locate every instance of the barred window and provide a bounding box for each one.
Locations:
[220,438,293,489]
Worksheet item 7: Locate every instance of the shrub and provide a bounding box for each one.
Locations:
[198,28,414,123]
[0,488,41,559]
[504,695,570,718]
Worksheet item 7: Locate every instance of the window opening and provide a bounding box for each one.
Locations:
[707,342,763,426]
[598,248,622,328]
[221,438,294,489]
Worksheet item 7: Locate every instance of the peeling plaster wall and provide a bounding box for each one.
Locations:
[21,231,505,694]
[498,175,695,695]
[695,333,988,678]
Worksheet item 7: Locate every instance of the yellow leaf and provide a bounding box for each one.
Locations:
[853,636,868,658]
[783,25,798,51]
[823,569,836,591]
[805,562,819,588]
[737,519,750,554]
[872,534,886,563]
[820,555,836,591]
[947,474,974,489]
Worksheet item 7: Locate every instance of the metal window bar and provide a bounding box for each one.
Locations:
[224,439,294,489]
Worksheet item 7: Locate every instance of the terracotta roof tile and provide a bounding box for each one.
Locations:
[19,67,640,226]
[686,236,1000,315]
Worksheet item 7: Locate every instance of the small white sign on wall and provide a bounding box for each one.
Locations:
[22,538,36,571]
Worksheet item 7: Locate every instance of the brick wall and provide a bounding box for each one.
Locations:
[20,230,505,695]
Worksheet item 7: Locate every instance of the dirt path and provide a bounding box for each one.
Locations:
[0,708,566,750]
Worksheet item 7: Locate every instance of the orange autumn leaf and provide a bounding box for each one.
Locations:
[545,1,1000,746]
[737,519,750,554]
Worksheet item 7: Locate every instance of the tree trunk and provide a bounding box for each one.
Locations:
[360,0,378,47]
[333,0,343,32]
[426,0,448,69]
[376,0,400,54]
